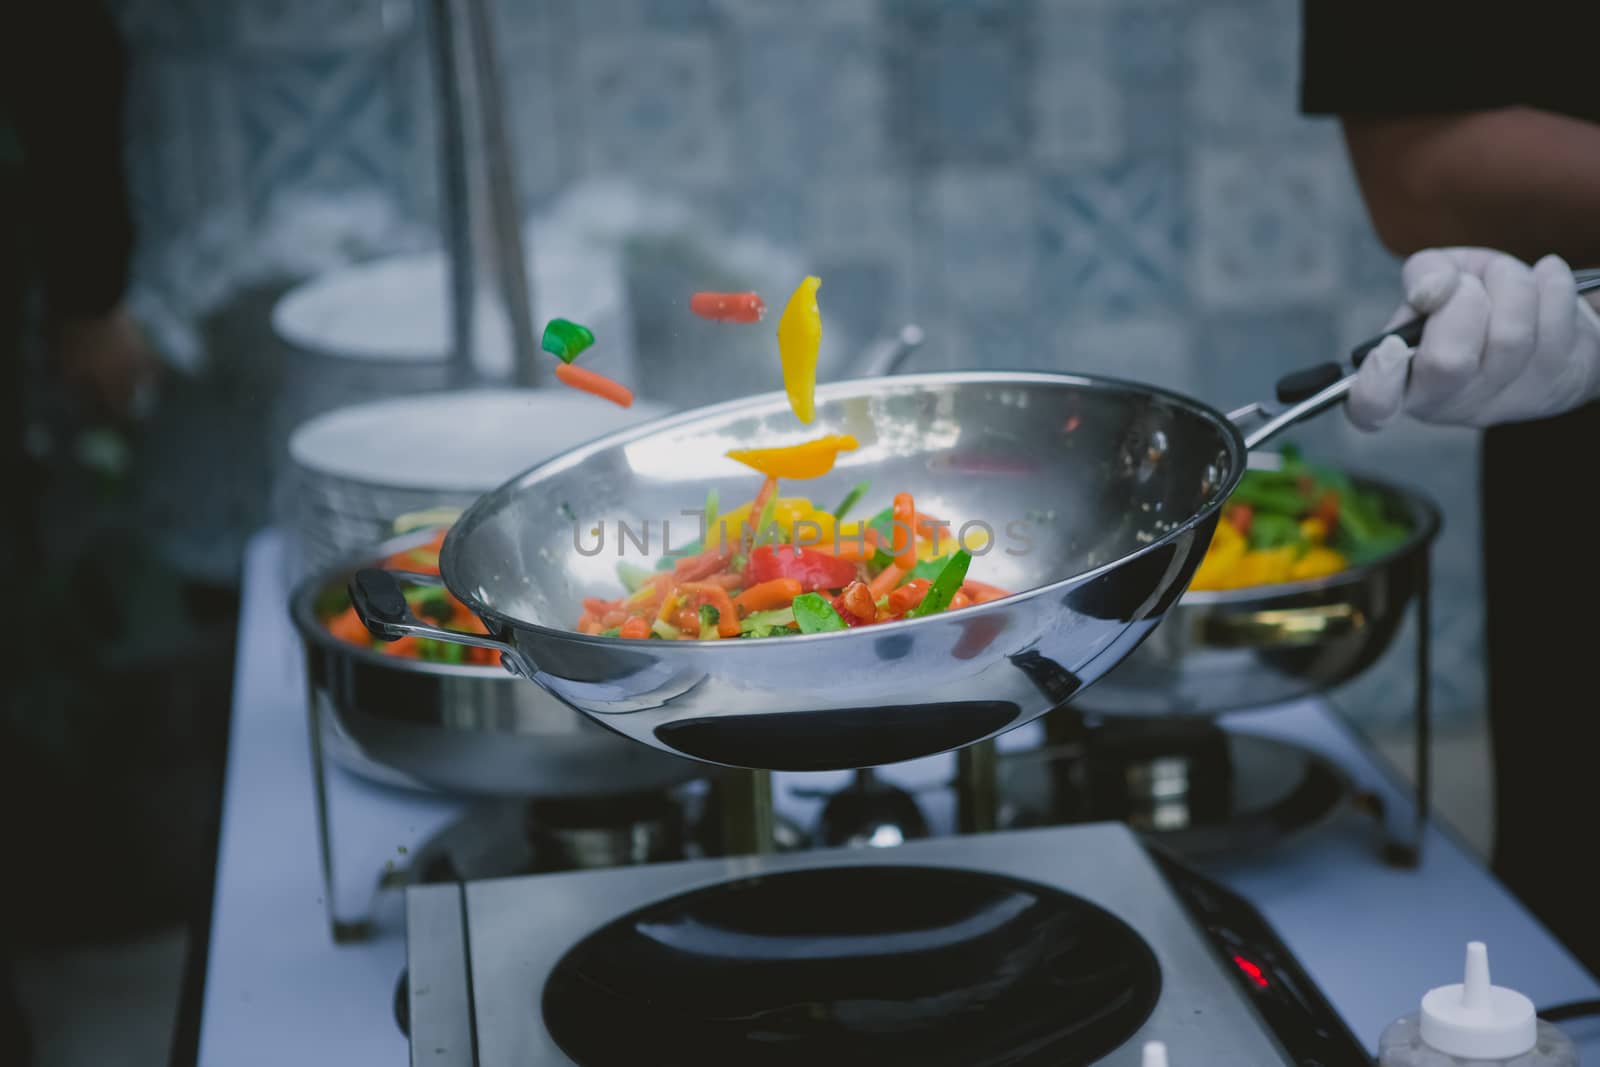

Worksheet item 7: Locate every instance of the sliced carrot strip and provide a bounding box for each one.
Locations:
[735,578,802,615]
[960,580,1012,605]
[867,563,904,601]
[891,492,917,571]
[674,545,732,582]
[554,361,634,408]
[885,577,931,617]
[819,539,878,562]
[326,607,373,645]
[747,476,779,538]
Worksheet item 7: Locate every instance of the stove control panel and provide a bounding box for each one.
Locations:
[1148,846,1372,1067]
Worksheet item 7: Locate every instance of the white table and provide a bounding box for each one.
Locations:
[197,530,1600,1064]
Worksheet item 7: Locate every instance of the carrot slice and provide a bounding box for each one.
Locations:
[325,607,373,646]
[673,545,732,582]
[892,492,917,571]
[735,578,803,615]
[747,476,779,537]
[867,563,904,601]
[554,361,634,408]
[885,577,931,617]
[618,616,651,639]
[819,539,878,562]
[960,580,1012,605]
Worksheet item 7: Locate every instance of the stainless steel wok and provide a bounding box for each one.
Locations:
[1069,455,1441,718]
[292,529,709,797]
[351,365,1365,773]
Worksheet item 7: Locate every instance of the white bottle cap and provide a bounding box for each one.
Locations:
[1141,1040,1169,1067]
[1419,942,1537,1059]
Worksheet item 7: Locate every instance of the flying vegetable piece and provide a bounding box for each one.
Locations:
[554,362,633,408]
[725,434,859,481]
[689,291,766,323]
[776,275,822,424]
[541,318,595,363]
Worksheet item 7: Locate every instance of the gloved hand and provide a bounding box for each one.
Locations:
[1347,248,1600,430]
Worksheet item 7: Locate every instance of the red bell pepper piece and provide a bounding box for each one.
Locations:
[743,544,859,593]
[832,580,877,627]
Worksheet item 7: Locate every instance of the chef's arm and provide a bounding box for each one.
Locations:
[1340,107,1600,268]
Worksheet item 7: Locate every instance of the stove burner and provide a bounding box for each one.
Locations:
[541,865,1160,1066]
[997,721,1348,860]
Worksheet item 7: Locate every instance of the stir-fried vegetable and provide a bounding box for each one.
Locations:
[320,527,500,665]
[575,479,1014,640]
[1190,446,1411,591]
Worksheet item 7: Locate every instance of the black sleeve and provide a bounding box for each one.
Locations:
[1299,2,1597,122]
[3,1,135,322]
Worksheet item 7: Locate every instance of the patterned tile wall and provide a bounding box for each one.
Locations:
[108,0,1480,737]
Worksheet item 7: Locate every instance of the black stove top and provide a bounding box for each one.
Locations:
[543,864,1162,1066]
[399,823,1371,1065]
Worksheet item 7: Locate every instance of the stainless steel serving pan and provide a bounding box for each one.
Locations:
[291,529,709,797]
[351,362,1366,773]
[1070,455,1441,718]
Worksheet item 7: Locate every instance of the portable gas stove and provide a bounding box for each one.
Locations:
[401,822,1368,1065]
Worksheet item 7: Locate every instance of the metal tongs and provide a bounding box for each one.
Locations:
[1230,266,1600,449]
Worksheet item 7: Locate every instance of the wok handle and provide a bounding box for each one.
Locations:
[1348,266,1600,368]
[1239,370,1358,450]
[349,568,528,671]
[1199,603,1364,648]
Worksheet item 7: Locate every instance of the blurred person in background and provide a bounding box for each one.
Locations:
[1301,6,1600,974]
[3,5,205,1064]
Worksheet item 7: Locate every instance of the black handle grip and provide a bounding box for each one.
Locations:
[350,569,411,641]
[1274,362,1343,404]
[1350,316,1425,369]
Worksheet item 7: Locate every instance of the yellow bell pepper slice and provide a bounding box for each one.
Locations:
[707,497,836,549]
[726,434,858,481]
[1299,517,1328,544]
[776,275,822,424]
[1189,526,1247,591]
[1226,546,1299,589]
[1289,545,1347,581]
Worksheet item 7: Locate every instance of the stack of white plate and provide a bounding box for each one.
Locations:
[280,388,667,583]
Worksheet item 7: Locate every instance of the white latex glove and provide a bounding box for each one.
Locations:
[1347,248,1600,430]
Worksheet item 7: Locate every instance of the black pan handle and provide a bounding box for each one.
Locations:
[1274,362,1344,405]
[351,569,412,641]
[347,567,531,673]
[1349,267,1600,369]
[1350,318,1425,370]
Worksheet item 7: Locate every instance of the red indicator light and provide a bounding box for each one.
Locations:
[1233,954,1270,989]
